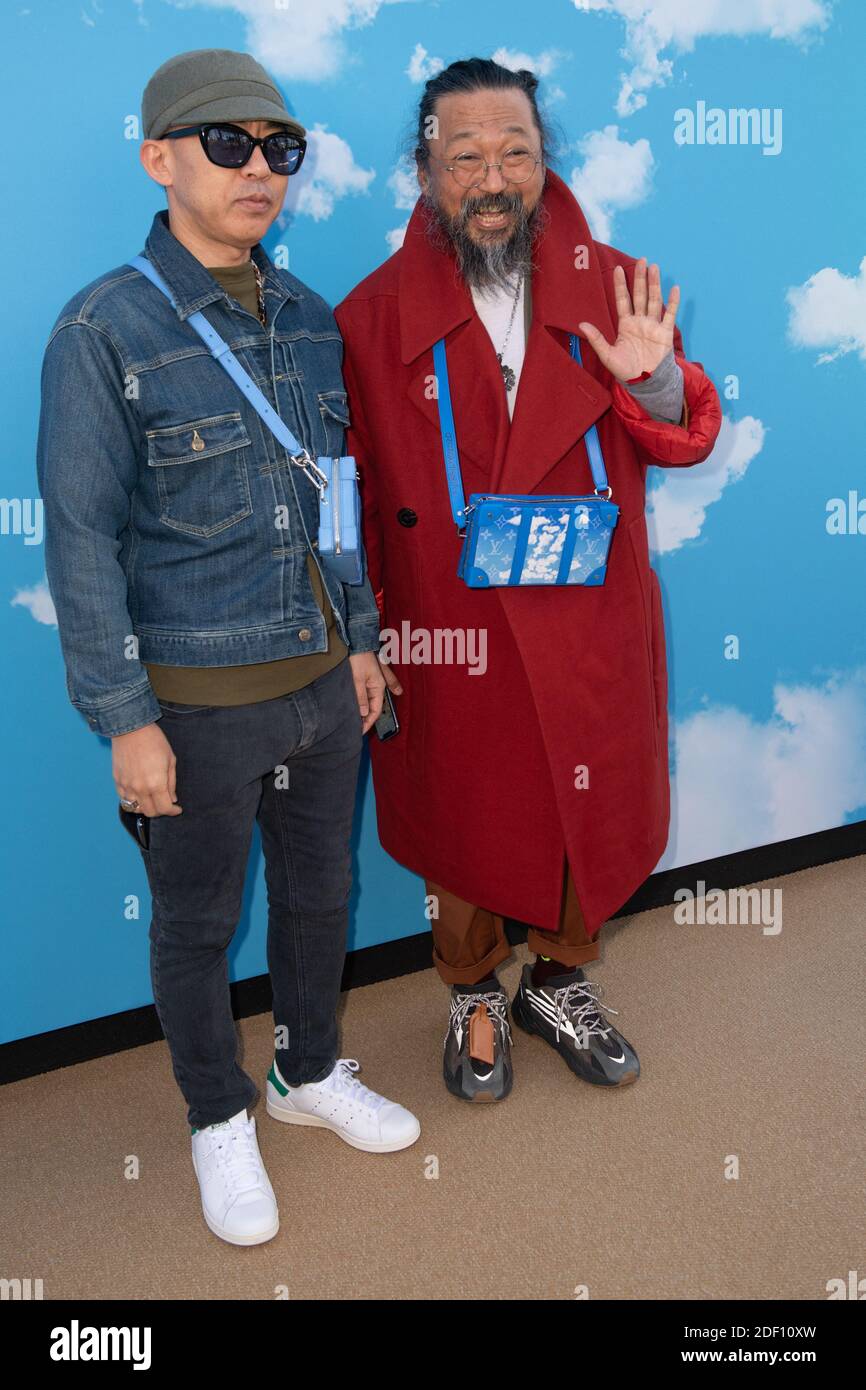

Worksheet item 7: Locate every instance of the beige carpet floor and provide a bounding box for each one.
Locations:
[2,855,864,1301]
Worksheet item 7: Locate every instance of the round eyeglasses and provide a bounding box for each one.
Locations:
[430,148,543,189]
[164,123,307,177]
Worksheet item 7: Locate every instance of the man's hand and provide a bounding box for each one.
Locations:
[380,662,403,697]
[113,723,182,818]
[349,651,387,734]
[579,257,680,383]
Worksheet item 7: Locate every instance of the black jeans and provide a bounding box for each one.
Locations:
[137,658,363,1130]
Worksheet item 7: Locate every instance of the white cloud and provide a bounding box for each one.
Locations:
[387,158,418,211]
[171,0,406,82]
[384,158,417,252]
[12,579,56,625]
[572,0,832,116]
[786,254,866,365]
[569,123,654,242]
[659,667,866,868]
[647,415,765,555]
[284,124,374,221]
[406,42,443,83]
[490,47,563,76]
[386,222,408,253]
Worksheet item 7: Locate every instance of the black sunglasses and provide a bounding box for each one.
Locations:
[164,122,307,176]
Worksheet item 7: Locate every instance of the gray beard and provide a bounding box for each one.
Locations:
[421,186,547,293]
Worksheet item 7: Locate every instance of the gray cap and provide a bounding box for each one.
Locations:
[142,48,305,141]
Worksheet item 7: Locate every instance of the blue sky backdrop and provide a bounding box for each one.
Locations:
[3,0,864,1039]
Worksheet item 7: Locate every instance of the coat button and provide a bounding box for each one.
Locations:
[298,628,312,641]
[397,508,418,527]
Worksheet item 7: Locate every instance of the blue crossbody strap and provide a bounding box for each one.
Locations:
[128,254,310,464]
[432,331,610,529]
[431,337,470,527]
[568,334,608,494]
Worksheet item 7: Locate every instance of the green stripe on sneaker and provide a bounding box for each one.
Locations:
[268,1060,289,1097]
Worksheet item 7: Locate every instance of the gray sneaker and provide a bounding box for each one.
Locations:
[511,964,640,1086]
[443,981,513,1103]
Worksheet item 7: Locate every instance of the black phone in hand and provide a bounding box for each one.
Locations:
[118,802,151,850]
[374,687,400,741]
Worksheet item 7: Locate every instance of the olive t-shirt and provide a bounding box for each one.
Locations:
[143,259,348,705]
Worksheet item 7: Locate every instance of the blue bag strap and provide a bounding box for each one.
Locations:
[569,334,609,495]
[431,336,470,528]
[431,331,610,528]
[127,254,309,463]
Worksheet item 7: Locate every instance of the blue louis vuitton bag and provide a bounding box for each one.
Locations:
[432,333,620,588]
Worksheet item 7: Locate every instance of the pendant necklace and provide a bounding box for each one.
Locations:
[496,274,523,392]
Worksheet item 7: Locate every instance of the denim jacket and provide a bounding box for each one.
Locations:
[36,210,380,738]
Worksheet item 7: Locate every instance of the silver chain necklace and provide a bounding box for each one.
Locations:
[251,258,267,327]
[496,274,523,392]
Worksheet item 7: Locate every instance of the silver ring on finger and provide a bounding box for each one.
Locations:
[120,798,140,810]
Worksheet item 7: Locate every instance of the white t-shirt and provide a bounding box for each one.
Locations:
[470,273,526,419]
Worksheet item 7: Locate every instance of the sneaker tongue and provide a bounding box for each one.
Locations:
[206,1109,247,1133]
[540,969,586,991]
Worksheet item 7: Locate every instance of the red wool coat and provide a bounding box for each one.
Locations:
[335,170,722,935]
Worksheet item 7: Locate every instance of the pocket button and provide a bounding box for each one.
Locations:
[298,628,312,641]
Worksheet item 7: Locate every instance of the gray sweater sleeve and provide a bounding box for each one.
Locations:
[621,348,684,425]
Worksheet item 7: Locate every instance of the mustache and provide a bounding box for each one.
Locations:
[457,190,524,222]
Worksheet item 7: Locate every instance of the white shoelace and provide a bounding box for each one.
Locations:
[324,1059,389,1112]
[550,979,617,1044]
[201,1121,262,1198]
[447,989,513,1048]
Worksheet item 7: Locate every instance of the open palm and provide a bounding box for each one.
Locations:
[579,257,680,383]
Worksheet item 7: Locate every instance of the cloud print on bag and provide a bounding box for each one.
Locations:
[571,0,833,116]
[646,415,765,555]
[658,666,866,869]
[786,254,866,365]
[12,579,56,626]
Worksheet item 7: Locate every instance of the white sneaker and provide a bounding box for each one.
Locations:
[191,1109,279,1246]
[266,1057,421,1153]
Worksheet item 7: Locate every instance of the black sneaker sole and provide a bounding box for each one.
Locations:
[510,991,638,1088]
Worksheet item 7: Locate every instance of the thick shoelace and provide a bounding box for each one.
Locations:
[447,989,513,1048]
[549,979,617,1044]
[325,1058,389,1113]
[202,1123,263,1196]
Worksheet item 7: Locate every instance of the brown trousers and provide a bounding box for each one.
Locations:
[425,859,601,986]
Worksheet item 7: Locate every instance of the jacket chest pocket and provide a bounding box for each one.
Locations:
[317,390,350,458]
[146,412,253,538]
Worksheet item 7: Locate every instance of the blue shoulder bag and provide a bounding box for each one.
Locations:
[432,333,620,587]
[128,254,363,585]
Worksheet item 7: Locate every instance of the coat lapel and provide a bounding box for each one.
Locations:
[396,170,618,500]
[493,171,617,496]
